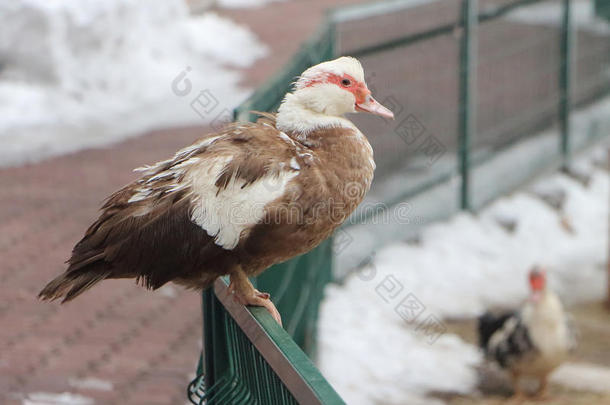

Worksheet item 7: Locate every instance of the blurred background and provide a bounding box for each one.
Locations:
[1,0,610,404]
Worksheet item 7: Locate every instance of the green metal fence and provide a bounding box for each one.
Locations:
[191,0,610,402]
[188,278,344,405]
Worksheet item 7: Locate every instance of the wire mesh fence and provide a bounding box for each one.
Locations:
[475,0,562,152]
[334,0,609,212]
[333,0,610,246]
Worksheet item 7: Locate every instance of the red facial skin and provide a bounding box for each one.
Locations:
[304,73,371,105]
[529,272,546,292]
[529,270,546,303]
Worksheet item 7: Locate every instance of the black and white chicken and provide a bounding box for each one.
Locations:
[478,267,576,400]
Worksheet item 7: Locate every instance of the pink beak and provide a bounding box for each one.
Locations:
[355,95,394,119]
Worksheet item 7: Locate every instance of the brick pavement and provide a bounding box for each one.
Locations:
[0,127,205,405]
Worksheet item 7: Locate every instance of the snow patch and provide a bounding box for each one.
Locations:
[0,0,268,167]
[504,0,610,35]
[551,362,610,393]
[319,278,481,404]
[217,0,288,9]
[319,146,609,403]
[23,392,94,405]
[158,284,178,298]
[68,377,113,391]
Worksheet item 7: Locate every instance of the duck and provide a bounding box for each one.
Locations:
[39,56,394,325]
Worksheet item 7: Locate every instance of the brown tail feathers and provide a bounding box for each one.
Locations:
[38,263,111,303]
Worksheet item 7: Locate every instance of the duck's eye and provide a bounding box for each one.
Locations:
[341,78,351,87]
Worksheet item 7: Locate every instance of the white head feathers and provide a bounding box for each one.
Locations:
[294,57,365,90]
[277,56,366,134]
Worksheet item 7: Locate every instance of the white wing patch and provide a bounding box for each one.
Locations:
[128,189,152,203]
[488,317,519,352]
[128,155,203,204]
[187,157,299,250]
[128,136,224,205]
[128,133,300,249]
[289,157,300,171]
[278,131,295,146]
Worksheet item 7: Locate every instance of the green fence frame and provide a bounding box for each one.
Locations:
[190,0,609,402]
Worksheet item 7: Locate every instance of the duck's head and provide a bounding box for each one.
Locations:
[277,56,394,133]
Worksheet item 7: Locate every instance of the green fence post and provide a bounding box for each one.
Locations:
[559,0,572,169]
[595,0,610,21]
[202,288,220,405]
[458,0,478,210]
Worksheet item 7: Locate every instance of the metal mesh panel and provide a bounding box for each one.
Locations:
[470,0,610,208]
[349,36,460,189]
[336,0,460,54]
[574,0,610,106]
[189,291,299,405]
[474,0,562,152]
[189,295,297,404]
[468,0,565,208]
[336,2,461,211]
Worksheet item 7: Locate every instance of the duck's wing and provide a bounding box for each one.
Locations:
[479,311,536,368]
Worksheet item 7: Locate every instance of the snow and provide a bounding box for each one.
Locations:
[158,284,178,299]
[318,281,481,405]
[217,0,287,9]
[551,362,610,393]
[0,0,268,167]
[504,0,610,35]
[22,392,93,405]
[319,144,609,403]
[67,377,113,391]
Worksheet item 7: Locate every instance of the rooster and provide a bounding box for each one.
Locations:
[39,56,394,325]
[478,267,575,400]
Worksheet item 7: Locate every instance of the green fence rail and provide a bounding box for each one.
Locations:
[188,278,345,405]
[191,0,610,402]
